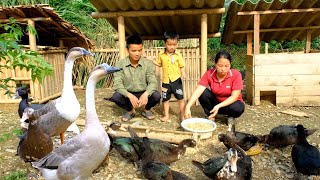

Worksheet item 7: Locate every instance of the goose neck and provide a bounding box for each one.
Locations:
[85,77,99,126]
[62,60,75,97]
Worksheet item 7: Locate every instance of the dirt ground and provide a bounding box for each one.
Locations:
[0,88,320,180]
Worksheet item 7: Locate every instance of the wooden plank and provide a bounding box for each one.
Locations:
[92,8,225,18]
[280,110,309,117]
[254,53,320,65]
[276,96,320,106]
[254,64,320,76]
[255,75,320,86]
[255,86,294,97]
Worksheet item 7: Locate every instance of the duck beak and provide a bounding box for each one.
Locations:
[82,49,94,57]
[12,91,19,99]
[119,126,127,131]
[20,122,28,129]
[107,66,122,74]
[107,129,117,135]
[20,114,28,123]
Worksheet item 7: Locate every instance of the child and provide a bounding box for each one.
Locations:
[155,31,185,122]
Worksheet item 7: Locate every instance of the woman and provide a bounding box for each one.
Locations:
[184,51,244,130]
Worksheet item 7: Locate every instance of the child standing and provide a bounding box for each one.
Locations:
[155,31,185,122]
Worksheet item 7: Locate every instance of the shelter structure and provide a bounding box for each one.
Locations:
[89,0,225,100]
[0,4,93,103]
[222,0,320,106]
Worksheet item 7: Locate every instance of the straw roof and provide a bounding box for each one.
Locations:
[0,4,93,49]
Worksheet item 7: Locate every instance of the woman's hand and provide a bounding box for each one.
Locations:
[184,106,192,119]
[209,105,220,119]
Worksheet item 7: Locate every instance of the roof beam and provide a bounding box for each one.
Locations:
[92,8,225,18]
[238,8,320,15]
[0,17,51,23]
[234,25,320,34]
[114,32,221,40]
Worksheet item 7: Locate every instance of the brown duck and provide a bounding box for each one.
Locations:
[17,108,53,162]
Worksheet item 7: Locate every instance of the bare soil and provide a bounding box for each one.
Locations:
[0,88,320,180]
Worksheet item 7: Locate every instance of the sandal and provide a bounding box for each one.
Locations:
[122,112,135,122]
[142,110,155,120]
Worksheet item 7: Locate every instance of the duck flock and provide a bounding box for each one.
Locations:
[13,47,320,180]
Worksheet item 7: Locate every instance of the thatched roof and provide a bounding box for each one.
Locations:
[0,4,94,49]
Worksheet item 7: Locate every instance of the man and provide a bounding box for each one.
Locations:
[108,34,161,121]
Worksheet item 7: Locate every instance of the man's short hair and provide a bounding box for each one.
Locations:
[164,31,179,42]
[126,34,143,48]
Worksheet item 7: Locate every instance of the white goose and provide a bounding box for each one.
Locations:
[21,47,92,143]
[32,63,122,179]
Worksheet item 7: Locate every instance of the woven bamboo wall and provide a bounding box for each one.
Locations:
[0,49,66,104]
[144,47,201,101]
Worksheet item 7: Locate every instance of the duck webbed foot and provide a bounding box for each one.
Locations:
[227,117,235,132]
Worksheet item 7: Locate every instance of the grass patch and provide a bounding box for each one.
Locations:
[1,170,26,180]
[0,128,23,143]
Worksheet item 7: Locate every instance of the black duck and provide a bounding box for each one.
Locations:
[140,137,191,180]
[13,86,44,118]
[112,126,196,165]
[266,125,317,147]
[291,124,320,175]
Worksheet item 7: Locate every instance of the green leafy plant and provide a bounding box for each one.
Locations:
[1,170,26,180]
[0,128,22,142]
[0,18,53,95]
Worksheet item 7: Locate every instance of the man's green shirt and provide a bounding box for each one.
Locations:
[113,56,158,97]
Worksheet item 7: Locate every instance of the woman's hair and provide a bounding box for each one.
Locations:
[126,34,143,48]
[214,51,232,63]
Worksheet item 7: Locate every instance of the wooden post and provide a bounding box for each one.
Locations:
[27,19,37,50]
[118,16,126,59]
[306,29,311,53]
[59,39,64,48]
[200,14,208,77]
[247,33,253,55]
[253,14,260,55]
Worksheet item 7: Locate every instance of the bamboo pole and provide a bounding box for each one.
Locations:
[118,16,126,60]
[114,33,221,40]
[92,8,225,18]
[306,30,311,53]
[247,33,253,55]
[200,14,208,77]
[28,19,37,50]
[238,8,320,15]
[253,14,260,55]
[0,17,51,23]
[234,25,320,34]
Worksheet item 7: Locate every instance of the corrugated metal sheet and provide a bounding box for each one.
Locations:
[222,0,320,45]
[89,0,225,39]
[0,5,93,49]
